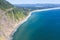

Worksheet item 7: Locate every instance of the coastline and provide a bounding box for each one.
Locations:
[30,7,60,13]
[10,12,32,40]
[10,7,60,40]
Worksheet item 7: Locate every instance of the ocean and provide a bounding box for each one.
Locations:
[12,8,60,40]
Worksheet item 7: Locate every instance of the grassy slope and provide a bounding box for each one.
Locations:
[0,0,30,22]
[0,0,30,40]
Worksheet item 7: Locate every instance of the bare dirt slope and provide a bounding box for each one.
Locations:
[0,9,17,40]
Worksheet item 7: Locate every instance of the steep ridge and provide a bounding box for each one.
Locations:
[0,0,30,40]
[0,0,13,10]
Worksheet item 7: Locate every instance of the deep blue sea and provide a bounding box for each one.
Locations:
[12,9,60,40]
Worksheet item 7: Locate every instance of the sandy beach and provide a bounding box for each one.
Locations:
[9,12,31,40]
[10,7,60,40]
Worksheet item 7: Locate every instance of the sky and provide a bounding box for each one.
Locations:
[6,0,60,4]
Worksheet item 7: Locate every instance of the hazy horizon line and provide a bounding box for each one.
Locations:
[13,3,60,4]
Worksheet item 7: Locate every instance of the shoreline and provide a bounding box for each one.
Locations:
[30,7,60,13]
[10,7,60,40]
[10,12,32,40]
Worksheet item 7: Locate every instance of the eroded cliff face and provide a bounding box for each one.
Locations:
[0,9,16,40]
[0,7,29,40]
[0,0,29,40]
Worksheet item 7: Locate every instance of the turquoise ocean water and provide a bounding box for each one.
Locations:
[13,9,60,40]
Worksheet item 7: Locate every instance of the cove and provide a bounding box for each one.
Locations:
[12,8,60,40]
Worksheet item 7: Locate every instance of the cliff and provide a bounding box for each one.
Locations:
[0,0,30,40]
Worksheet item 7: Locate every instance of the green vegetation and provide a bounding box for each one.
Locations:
[0,0,30,22]
[0,0,13,10]
[6,7,30,22]
[0,0,30,40]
